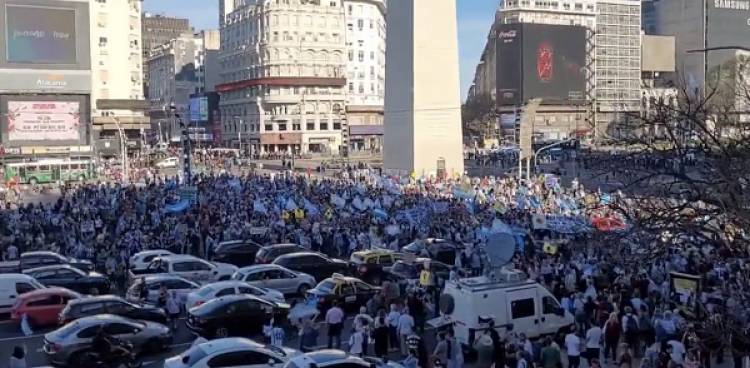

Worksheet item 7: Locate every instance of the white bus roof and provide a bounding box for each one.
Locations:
[6,159,93,167]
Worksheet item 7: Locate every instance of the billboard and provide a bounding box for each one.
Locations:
[706,0,750,84]
[189,96,209,122]
[6,101,80,141]
[496,24,587,106]
[0,0,90,70]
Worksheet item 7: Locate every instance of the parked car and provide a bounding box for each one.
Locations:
[129,250,175,271]
[187,294,289,339]
[24,265,110,294]
[185,280,284,309]
[385,258,451,286]
[126,274,200,306]
[210,239,263,267]
[128,255,237,285]
[59,295,168,325]
[284,349,396,368]
[165,337,300,368]
[43,314,172,366]
[155,157,178,168]
[232,264,316,296]
[349,249,407,284]
[272,252,349,283]
[10,287,81,327]
[0,274,46,317]
[402,238,461,265]
[307,274,380,313]
[255,243,306,264]
[0,251,93,274]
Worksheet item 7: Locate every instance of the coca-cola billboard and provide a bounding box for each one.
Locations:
[496,24,586,106]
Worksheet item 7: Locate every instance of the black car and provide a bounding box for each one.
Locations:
[211,240,263,267]
[23,265,109,294]
[255,243,306,264]
[186,294,289,338]
[58,295,167,325]
[402,238,462,265]
[307,275,380,313]
[21,251,94,272]
[272,252,349,283]
[385,258,451,285]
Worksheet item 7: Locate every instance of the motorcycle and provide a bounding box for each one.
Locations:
[82,338,140,368]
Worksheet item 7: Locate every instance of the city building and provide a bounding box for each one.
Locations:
[645,0,750,123]
[219,0,236,28]
[194,30,222,94]
[0,0,93,158]
[594,0,642,139]
[217,0,348,155]
[90,0,150,155]
[142,13,192,98]
[343,0,386,152]
[383,0,464,177]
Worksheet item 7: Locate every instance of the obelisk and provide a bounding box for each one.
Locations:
[383,0,465,177]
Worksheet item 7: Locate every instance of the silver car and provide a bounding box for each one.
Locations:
[232,264,316,295]
[43,314,172,366]
[126,274,199,307]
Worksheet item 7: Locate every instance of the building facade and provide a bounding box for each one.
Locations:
[343,0,386,152]
[142,14,192,98]
[0,0,93,158]
[217,0,348,155]
[90,0,150,154]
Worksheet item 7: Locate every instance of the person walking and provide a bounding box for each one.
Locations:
[397,307,415,355]
[565,326,583,368]
[432,332,449,367]
[325,302,344,349]
[585,323,603,365]
[386,304,401,352]
[373,309,390,358]
[622,307,640,354]
[299,320,319,353]
[604,312,622,363]
[166,290,181,331]
[540,337,562,368]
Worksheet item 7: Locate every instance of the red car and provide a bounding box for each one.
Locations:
[10,287,81,327]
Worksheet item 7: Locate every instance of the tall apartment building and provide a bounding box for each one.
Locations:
[142,14,192,98]
[90,0,150,151]
[217,0,348,155]
[195,30,222,94]
[219,0,237,27]
[595,0,642,137]
[343,0,386,152]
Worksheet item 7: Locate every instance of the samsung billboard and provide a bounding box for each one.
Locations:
[496,24,586,106]
[706,0,750,78]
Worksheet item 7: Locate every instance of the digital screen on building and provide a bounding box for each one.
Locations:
[706,0,750,77]
[6,101,81,141]
[496,24,587,106]
[189,97,209,122]
[5,4,78,64]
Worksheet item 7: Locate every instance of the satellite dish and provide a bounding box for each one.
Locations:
[484,231,516,269]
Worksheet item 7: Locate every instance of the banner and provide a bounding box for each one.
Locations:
[7,101,81,141]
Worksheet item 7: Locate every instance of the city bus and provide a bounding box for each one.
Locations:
[3,159,97,185]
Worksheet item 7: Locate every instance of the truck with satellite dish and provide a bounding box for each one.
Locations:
[428,222,574,349]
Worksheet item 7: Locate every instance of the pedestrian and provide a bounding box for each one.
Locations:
[617,343,633,368]
[386,303,401,352]
[264,318,285,348]
[603,312,622,362]
[348,326,365,357]
[166,290,181,331]
[9,346,26,368]
[299,320,319,353]
[565,326,583,368]
[585,322,603,365]
[447,328,464,368]
[622,307,640,353]
[354,306,373,355]
[373,309,390,358]
[398,307,415,355]
[432,332,449,367]
[474,329,496,368]
[325,302,344,349]
[540,336,561,368]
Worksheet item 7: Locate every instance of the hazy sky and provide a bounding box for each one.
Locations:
[143,0,498,101]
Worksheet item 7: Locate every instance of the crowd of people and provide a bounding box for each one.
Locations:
[1,158,749,368]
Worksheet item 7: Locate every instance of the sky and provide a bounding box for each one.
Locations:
[143,0,498,101]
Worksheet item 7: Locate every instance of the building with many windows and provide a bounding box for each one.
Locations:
[217,0,348,155]
[90,0,150,153]
[142,14,192,98]
[343,0,386,152]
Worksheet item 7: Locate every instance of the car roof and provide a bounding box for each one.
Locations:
[75,314,138,326]
[199,280,251,291]
[18,287,79,299]
[236,264,286,273]
[210,294,269,305]
[275,252,325,260]
[156,255,205,262]
[134,250,173,256]
[141,274,195,284]
[24,264,80,273]
[68,295,124,305]
[195,337,266,354]
[0,273,37,281]
[352,248,394,256]
[321,274,367,284]
[264,243,301,249]
[21,251,63,257]
[300,349,359,364]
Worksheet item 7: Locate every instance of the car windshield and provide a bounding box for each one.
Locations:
[315,280,336,293]
[54,321,81,338]
[350,253,365,264]
[231,272,244,281]
[256,248,269,258]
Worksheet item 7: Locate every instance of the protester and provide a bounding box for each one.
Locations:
[325,302,344,349]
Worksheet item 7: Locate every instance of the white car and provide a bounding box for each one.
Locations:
[125,274,200,307]
[232,264,316,295]
[129,250,175,271]
[185,280,285,309]
[284,350,403,368]
[155,157,178,168]
[133,255,238,285]
[165,337,299,368]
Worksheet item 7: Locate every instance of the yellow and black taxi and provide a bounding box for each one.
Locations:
[348,249,407,285]
[306,274,380,313]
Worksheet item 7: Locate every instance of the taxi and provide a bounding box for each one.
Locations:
[348,248,408,285]
[306,274,380,312]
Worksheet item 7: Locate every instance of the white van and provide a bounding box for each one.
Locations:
[430,268,573,348]
[0,274,46,316]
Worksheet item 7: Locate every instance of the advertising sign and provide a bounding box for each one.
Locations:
[496,24,586,106]
[5,4,77,64]
[189,97,209,122]
[6,101,81,141]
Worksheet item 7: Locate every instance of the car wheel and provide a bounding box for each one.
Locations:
[214,327,229,338]
[297,284,310,295]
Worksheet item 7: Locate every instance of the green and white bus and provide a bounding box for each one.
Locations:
[3,159,97,185]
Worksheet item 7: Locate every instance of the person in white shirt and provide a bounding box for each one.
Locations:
[325,302,344,349]
[565,327,583,368]
[397,308,415,355]
[585,324,603,365]
[385,304,401,352]
[667,339,686,365]
[348,326,365,356]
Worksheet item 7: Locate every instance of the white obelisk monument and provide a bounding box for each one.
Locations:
[383,0,465,177]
